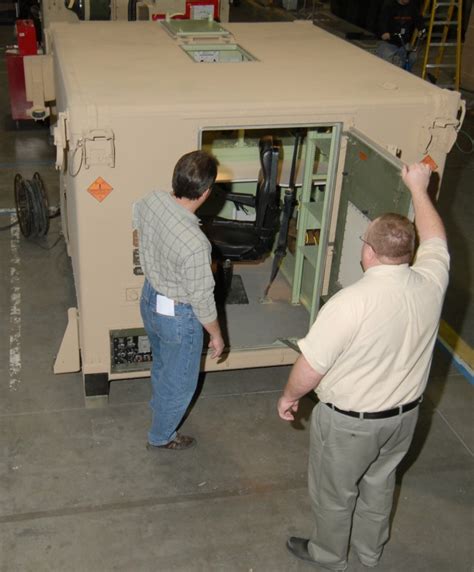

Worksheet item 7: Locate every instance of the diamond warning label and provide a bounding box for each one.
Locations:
[87,177,113,203]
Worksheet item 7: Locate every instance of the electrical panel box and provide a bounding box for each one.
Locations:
[48,20,464,400]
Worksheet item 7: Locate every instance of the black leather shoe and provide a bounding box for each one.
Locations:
[286,537,319,566]
[286,537,348,570]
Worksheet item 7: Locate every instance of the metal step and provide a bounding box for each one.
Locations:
[425,63,457,68]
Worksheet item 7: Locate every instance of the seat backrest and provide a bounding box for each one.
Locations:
[254,137,280,240]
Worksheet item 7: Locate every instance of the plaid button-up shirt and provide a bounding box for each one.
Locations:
[133,190,217,324]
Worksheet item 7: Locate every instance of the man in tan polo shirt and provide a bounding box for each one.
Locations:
[278,162,449,570]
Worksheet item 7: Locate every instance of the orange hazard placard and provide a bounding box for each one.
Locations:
[87,177,113,203]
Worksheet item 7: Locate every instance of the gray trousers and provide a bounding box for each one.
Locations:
[307,402,419,570]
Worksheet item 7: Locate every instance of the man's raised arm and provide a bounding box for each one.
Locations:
[402,163,447,243]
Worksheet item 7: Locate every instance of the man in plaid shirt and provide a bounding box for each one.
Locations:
[134,151,224,450]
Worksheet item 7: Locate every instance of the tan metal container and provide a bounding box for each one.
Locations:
[48,20,464,401]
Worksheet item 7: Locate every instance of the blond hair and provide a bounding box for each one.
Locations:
[367,213,415,263]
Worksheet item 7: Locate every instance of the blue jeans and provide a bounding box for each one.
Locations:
[375,41,417,71]
[140,280,203,446]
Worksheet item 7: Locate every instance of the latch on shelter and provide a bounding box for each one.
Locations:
[426,101,466,153]
[83,129,116,168]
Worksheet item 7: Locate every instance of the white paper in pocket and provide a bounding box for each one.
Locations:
[156,294,175,316]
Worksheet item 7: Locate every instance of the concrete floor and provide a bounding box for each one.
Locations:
[0,8,473,572]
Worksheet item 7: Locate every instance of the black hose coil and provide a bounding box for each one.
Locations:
[14,172,50,238]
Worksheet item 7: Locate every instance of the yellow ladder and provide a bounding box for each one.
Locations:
[421,0,463,90]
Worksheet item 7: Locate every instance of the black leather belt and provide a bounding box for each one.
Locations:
[325,396,422,419]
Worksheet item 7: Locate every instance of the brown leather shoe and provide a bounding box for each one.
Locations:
[146,433,196,451]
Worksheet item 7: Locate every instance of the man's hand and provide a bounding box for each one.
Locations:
[277,355,324,422]
[208,334,225,359]
[277,394,300,421]
[402,162,446,243]
[203,318,224,359]
[381,32,390,41]
[402,162,431,195]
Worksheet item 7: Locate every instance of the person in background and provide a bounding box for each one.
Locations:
[376,0,425,70]
[279,162,449,570]
[134,151,224,451]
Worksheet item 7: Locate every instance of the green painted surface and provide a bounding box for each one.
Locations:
[328,131,411,295]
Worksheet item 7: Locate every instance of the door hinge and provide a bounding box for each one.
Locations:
[53,112,69,171]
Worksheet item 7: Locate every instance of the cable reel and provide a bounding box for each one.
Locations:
[14,172,51,238]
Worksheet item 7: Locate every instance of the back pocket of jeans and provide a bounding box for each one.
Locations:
[155,313,182,344]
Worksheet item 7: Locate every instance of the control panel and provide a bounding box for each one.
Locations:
[110,328,152,373]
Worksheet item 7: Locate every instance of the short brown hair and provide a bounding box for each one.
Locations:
[367,213,415,263]
[172,150,218,200]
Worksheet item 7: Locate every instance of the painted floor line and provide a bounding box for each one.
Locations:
[437,319,474,385]
[0,388,283,419]
[435,408,474,457]
[9,213,21,391]
[0,480,306,524]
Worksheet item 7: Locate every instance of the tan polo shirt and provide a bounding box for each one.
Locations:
[298,238,450,412]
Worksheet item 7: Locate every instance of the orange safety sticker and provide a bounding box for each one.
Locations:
[87,177,113,202]
[358,151,368,161]
[421,155,438,171]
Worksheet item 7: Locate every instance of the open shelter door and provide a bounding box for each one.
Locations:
[327,128,412,297]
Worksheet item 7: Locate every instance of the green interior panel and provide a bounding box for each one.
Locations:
[328,129,412,295]
[300,258,317,311]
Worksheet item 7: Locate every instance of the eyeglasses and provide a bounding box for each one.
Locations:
[359,235,377,254]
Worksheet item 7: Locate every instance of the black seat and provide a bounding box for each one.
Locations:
[204,137,280,261]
